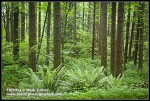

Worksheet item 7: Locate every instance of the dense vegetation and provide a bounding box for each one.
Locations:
[2,1,149,100]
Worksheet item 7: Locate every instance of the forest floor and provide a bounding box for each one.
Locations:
[2,59,148,100]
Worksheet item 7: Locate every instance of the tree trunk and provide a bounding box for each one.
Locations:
[38,2,41,43]
[29,2,36,72]
[96,3,100,48]
[134,3,141,66]
[138,2,145,69]
[115,2,124,77]
[54,2,61,69]
[25,2,28,35]
[124,2,131,64]
[128,11,136,61]
[6,5,10,42]
[73,2,76,43]
[92,2,96,60]
[10,3,14,42]
[13,3,19,61]
[101,2,107,70]
[62,2,68,66]
[21,2,25,42]
[46,2,51,65]
[82,2,84,31]
[18,10,21,43]
[110,2,116,76]
[98,4,102,57]
[88,2,91,33]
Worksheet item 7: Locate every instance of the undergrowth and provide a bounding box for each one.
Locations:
[2,34,148,99]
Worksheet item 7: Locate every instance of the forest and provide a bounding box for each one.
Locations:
[1,1,149,100]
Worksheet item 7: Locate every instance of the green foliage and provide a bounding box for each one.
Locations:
[63,41,92,61]
[123,61,148,89]
[2,65,29,95]
[57,59,105,92]
[2,1,149,100]
[43,66,55,90]
[124,61,135,70]
[40,2,48,11]
[19,68,44,89]
[36,65,65,92]
[76,29,91,42]
[19,42,29,65]
[2,42,14,65]
[2,86,148,100]
[98,74,123,89]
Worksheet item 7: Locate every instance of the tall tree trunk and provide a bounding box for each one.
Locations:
[88,2,91,33]
[128,11,136,61]
[62,2,68,66]
[18,10,21,43]
[13,3,19,61]
[134,3,141,66]
[38,2,41,43]
[35,2,37,40]
[138,2,145,69]
[96,3,100,48]
[110,2,116,76]
[6,5,10,42]
[46,2,51,65]
[115,2,124,77]
[101,2,107,71]
[98,4,102,57]
[21,2,25,42]
[124,2,131,64]
[10,3,14,42]
[29,2,36,72]
[92,2,96,60]
[82,2,84,31]
[25,2,28,35]
[54,2,61,69]
[73,2,76,43]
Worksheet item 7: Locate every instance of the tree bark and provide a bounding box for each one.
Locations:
[96,3,100,48]
[98,4,102,57]
[10,3,14,42]
[134,3,141,66]
[46,2,51,65]
[101,2,107,70]
[73,2,76,43]
[88,2,91,33]
[29,2,36,72]
[38,2,41,43]
[6,5,10,42]
[21,2,25,42]
[54,2,61,69]
[82,2,84,31]
[110,2,116,76]
[92,2,96,60]
[138,2,145,69]
[115,2,124,77]
[13,3,19,61]
[62,2,68,66]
